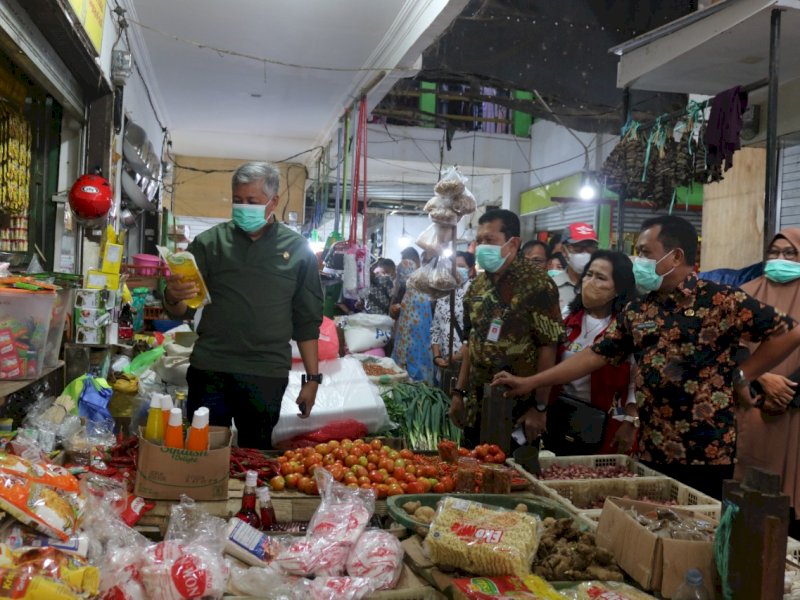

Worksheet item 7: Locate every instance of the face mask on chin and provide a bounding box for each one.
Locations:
[232,203,271,233]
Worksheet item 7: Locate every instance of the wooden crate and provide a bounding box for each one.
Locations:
[542,477,720,520]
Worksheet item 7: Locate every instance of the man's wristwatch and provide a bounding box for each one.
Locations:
[732,368,749,389]
[535,402,548,413]
[621,415,641,428]
[451,387,468,398]
[301,373,323,385]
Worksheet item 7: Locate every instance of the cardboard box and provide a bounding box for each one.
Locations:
[134,426,232,501]
[596,498,717,598]
[101,243,124,274]
[85,270,120,291]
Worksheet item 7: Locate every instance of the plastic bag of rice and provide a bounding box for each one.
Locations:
[425,497,540,577]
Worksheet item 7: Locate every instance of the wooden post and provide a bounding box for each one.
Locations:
[480,383,513,454]
[722,467,789,599]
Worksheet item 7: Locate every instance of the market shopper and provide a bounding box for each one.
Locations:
[735,227,800,537]
[391,251,434,384]
[493,215,800,498]
[163,161,324,449]
[364,258,396,315]
[449,209,563,447]
[389,247,420,318]
[521,240,548,268]
[546,250,639,456]
[551,222,599,315]
[431,251,474,375]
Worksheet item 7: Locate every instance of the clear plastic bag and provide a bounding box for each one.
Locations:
[345,529,404,591]
[451,189,477,216]
[416,223,455,253]
[434,166,468,198]
[226,562,293,597]
[298,576,374,600]
[425,497,542,577]
[408,256,464,299]
[166,495,228,551]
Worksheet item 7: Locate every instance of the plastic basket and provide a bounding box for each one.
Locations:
[44,287,74,368]
[536,454,665,482]
[542,476,720,519]
[0,282,56,380]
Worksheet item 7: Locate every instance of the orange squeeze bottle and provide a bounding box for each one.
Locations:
[186,407,210,451]
[161,394,174,433]
[164,408,185,449]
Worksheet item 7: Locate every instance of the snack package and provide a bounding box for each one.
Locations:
[225,517,284,567]
[452,575,549,599]
[560,581,657,600]
[156,246,211,309]
[0,453,79,493]
[0,474,83,541]
[0,521,89,558]
[345,529,403,591]
[0,566,83,599]
[11,547,100,595]
[426,497,541,577]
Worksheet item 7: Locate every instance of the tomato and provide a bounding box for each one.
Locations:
[367,452,380,465]
[400,482,409,493]
[394,466,407,481]
[406,481,424,494]
[346,483,359,489]
[280,462,294,477]
[358,456,369,468]
[269,475,286,491]
[277,456,288,464]
[404,472,417,484]
[432,482,445,493]
[304,456,321,470]
[344,473,358,486]
[399,449,414,460]
[360,483,372,490]
[323,454,336,466]
[369,470,386,484]
[379,445,391,455]
[379,458,394,473]
[306,464,320,476]
[351,465,368,478]
[387,484,404,496]
[375,484,389,499]
[387,450,399,460]
[441,476,455,493]
[344,455,358,468]
[370,439,383,451]
[328,440,340,449]
[487,444,502,455]
[418,478,432,493]
[405,464,417,476]
[341,440,354,452]
[385,477,398,486]
[285,473,300,489]
[475,445,489,459]
[301,447,315,457]
[358,476,371,487]
[329,465,345,482]
[297,477,313,493]
[315,443,331,456]
[420,465,437,479]
[458,447,470,456]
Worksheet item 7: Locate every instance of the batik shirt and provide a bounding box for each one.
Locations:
[463,256,563,426]
[592,273,793,466]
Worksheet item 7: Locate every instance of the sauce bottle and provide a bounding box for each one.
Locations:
[163,408,185,449]
[186,407,210,451]
[144,394,164,443]
[258,487,276,531]
[235,470,261,528]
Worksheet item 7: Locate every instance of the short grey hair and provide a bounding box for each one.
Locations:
[232,162,280,197]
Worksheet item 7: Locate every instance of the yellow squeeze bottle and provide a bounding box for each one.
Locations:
[157,245,210,309]
[144,394,165,443]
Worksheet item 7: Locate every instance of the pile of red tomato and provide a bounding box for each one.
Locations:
[268,438,490,498]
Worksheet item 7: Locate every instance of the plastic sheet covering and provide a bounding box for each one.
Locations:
[271,357,391,445]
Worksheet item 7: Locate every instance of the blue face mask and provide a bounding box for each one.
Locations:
[764,259,800,284]
[633,250,675,292]
[476,243,509,273]
[232,203,270,233]
[547,269,563,279]
[457,267,470,283]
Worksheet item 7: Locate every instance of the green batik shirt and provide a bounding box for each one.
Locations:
[463,255,563,426]
[186,220,323,378]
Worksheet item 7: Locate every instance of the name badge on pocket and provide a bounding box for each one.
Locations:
[487,319,503,343]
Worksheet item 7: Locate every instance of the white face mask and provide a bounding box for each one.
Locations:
[568,252,592,274]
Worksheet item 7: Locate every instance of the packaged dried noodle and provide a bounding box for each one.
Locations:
[425,497,541,577]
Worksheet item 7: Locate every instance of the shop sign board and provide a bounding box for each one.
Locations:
[68,0,106,54]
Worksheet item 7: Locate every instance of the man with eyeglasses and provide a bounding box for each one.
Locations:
[521,240,548,268]
[551,223,599,316]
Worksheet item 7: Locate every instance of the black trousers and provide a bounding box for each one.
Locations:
[641,460,734,500]
[186,366,288,450]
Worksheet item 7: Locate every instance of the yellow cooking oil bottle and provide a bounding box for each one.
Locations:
[157,245,211,309]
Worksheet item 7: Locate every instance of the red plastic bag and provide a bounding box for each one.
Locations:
[292,317,339,362]
[276,419,368,450]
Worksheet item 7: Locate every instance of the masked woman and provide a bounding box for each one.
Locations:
[736,227,800,537]
[546,250,639,455]
[391,249,434,384]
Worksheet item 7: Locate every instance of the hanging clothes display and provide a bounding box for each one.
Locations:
[703,85,748,174]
